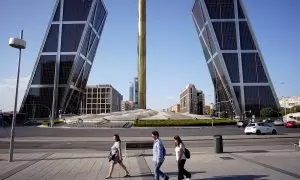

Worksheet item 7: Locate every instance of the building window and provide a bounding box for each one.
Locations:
[205,0,235,19]
[212,22,237,50]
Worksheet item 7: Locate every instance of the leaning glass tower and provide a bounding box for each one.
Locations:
[20,0,107,119]
[192,0,279,117]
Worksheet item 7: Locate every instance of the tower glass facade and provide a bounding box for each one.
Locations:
[20,0,107,119]
[134,77,138,109]
[192,0,279,117]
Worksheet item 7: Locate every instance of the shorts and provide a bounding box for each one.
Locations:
[112,155,122,164]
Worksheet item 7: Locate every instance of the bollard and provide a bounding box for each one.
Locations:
[213,135,223,153]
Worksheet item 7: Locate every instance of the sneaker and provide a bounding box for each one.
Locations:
[123,174,130,178]
[164,176,169,180]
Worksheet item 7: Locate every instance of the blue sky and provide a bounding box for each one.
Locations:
[0,0,300,111]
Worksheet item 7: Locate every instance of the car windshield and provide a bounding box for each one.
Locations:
[247,123,255,127]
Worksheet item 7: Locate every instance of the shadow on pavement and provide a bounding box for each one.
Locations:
[226,150,269,154]
[165,171,206,176]
[121,173,153,178]
[2,156,106,162]
[194,175,268,180]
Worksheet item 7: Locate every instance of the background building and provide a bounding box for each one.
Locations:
[167,104,180,113]
[192,0,279,117]
[180,84,205,115]
[121,100,134,112]
[279,96,300,108]
[20,0,108,119]
[80,85,122,114]
[134,77,138,109]
[129,82,134,101]
[205,103,214,115]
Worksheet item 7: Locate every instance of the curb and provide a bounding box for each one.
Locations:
[0,134,299,142]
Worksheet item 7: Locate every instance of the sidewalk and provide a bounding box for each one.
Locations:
[1,150,300,180]
[1,133,299,142]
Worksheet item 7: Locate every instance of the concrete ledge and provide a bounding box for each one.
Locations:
[0,133,299,142]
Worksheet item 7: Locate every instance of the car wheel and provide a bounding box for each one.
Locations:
[256,130,261,135]
[272,130,277,135]
[246,133,250,135]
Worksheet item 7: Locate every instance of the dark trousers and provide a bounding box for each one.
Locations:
[178,159,191,180]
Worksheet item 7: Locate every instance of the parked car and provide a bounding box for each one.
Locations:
[284,121,299,128]
[23,121,41,126]
[262,119,274,126]
[273,119,284,126]
[237,120,248,128]
[244,123,277,135]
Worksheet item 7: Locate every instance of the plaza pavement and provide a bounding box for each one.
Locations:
[1,148,300,180]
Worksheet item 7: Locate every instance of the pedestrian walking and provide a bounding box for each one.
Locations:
[152,131,169,180]
[174,135,191,180]
[105,134,130,179]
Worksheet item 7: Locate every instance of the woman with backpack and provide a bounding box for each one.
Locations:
[105,134,130,179]
[174,135,191,180]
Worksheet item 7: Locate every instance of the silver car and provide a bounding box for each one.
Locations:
[273,119,284,126]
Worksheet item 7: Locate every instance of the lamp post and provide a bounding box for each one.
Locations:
[8,30,26,162]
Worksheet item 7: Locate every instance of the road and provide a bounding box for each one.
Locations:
[0,126,299,138]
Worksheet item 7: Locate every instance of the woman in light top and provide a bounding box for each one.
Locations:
[105,134,130,179]
[174,135,191,180]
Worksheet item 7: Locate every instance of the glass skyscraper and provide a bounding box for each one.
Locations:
[192,0,279,117]
[20,0,107,119]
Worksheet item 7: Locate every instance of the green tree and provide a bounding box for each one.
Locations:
[292,105,300,112]
[220,111,228,118]
[260,107,277,117]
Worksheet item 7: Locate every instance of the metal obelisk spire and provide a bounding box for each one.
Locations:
[138,0,146,109]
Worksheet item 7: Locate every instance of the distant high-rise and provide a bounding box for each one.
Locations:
[20,0,108,119]
[129,82,134,101]
[134,77,138,109]
[192,0,279,117]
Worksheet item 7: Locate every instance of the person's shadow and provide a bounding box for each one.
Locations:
[193,175,268,180]
[121,171,206,179]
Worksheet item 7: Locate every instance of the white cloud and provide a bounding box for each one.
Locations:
[0,76,30,112]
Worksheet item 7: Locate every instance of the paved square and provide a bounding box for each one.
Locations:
[0,151,299,180]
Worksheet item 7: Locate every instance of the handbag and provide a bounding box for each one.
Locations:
[108,152,116,162]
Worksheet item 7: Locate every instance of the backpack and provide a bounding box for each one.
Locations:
[162,144,166,157]
[184,148,190,159]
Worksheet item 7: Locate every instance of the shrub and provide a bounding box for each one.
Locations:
[260,107,278,117]
[219,112,229,118]
[42,120,64,126]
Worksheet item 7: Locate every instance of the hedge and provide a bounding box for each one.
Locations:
[42,120,64,126]
[134,119,236,127]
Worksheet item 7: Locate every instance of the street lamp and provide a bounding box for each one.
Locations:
[8,30,26,162]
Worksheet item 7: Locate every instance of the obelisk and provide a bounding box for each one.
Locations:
[138,0,146,109]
